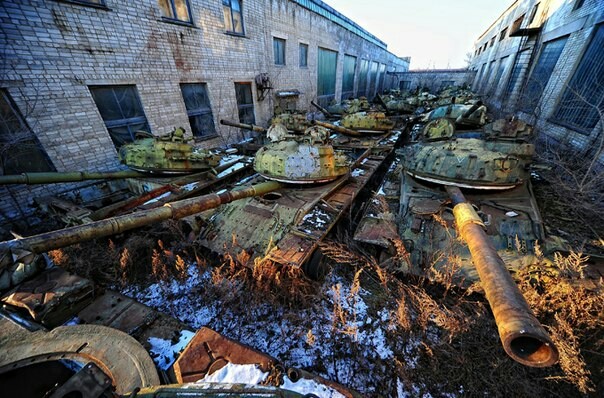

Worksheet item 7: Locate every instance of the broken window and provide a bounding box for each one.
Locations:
[223,0,244,34]
[520,36,568,113]
[358,59,369,97]
[89,85,151,148]
[399,80,411,91]
[504,49,530,96]
[553,24,604,131]
[0,90,55,175]
[234,83,255,125]
[273,37,286,66]
[573,0,585,11]
[299,43,308,67]
[341,55,356,99]
[490,37,496,47]
[317,47,338,106]
[511,14,525,34]
[158,0,192,24]
[180,83,217,139]
[491,56,509,94]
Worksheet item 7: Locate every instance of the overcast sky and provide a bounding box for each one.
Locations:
[323,0,513,69]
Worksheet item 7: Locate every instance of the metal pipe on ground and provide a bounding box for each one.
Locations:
[446,185,559,367]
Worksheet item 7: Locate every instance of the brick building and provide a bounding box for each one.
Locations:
[395,68,476,93]
[469,0,603,157]
[0,0,408,229]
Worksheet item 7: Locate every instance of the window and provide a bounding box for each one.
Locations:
[273,37,286,66]
[62,0,107,7]
[500,27,508,41]
[474,63,486,89]
[528,3,540,24]
[234,83,255,125]
[223,0,244,34]
[553,24,604,131]
[341,55,357,99]
[511,14,525,34]
[504,50,529,96]
[180,83,217,139]
[158,0,192,24]
[90,85,150,148]
[520,36,568,112]
[0,90,54,175]
[317,47,338,106]
[573,0,585,11]
[491,56,509,94]
[299,43,308,68]
[399,80,411,91]
[367,61,379,97]
[376,63,387,94]
[358,59,369,97]
[481,60,496,91]
[490,37,496,47]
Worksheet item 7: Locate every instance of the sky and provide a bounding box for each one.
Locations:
[323,0,513,69]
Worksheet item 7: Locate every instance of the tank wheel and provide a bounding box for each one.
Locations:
[302,249,329,280]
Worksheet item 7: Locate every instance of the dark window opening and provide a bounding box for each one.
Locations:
[520,36,568,113]
[0,90,55,175]
[367,61,379,98]
[500,27,508,41]
[234,83,255,125]
[358,59,369,97]
[511,14,526,34]
[299,43,308,67]
[223,0,244,34]
[180,83,217,139]
[341,55,357,99]
[573,0,585,11]
[158,0,192,24]
[89,85,150,148]
[273,37,286,66]
[529,3,540,24]
[399,80,411,91]
[553,24,604,131]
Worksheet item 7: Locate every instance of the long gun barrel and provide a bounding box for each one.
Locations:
[461,100,483,119]
[0,170,146,185]
[0,181,281,264]
[220,119,267,133]
[312,120,362,137]
[310,100,334,118]
[446,186,558,367]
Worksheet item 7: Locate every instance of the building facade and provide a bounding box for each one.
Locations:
[469,0,603,156]
[0,0,408,229]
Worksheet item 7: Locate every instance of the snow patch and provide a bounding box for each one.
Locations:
[197,363,268,385]
[148,330,195,370]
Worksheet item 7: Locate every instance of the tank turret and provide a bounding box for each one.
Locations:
[340,112,395,132]
[118,127,222,174]
[253,124,350,184]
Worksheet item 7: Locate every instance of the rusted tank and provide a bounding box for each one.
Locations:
[421,102,487,128]
[354,118,562,367]
[253,125,350,184]
[118,127,223,174]
[0,181,281,291]
[271,112,311,132]
[196,128,402,277]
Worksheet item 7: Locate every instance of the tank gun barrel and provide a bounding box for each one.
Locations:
[0,170,146,185]
[446,186,558,367]
[0,181,281,261]
[220,119,267,133]
[310,100,334,118]
[461,100,483,119]
[311,120,362,137]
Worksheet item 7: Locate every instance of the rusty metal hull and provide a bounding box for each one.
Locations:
[447,186,559,367]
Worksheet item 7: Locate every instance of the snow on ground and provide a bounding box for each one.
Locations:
[148,330,195,370]
[122,263,424,396]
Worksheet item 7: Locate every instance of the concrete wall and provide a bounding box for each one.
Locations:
[0,0,408,229]
[469,0,604,156]
[395,69,476,93]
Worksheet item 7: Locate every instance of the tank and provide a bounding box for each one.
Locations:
[353,118,563,367]
[118,127,222,174]
[271,112,312,132]
[400,117,535,189]
[340,111,395,132]
[196,127,402,277]
[253,124,350,184]
[421,102,487,128]
[376,94,416,114]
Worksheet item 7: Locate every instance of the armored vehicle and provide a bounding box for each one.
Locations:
[421,102,487,129]
[118,127,222,174]
[354,118,564,367]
